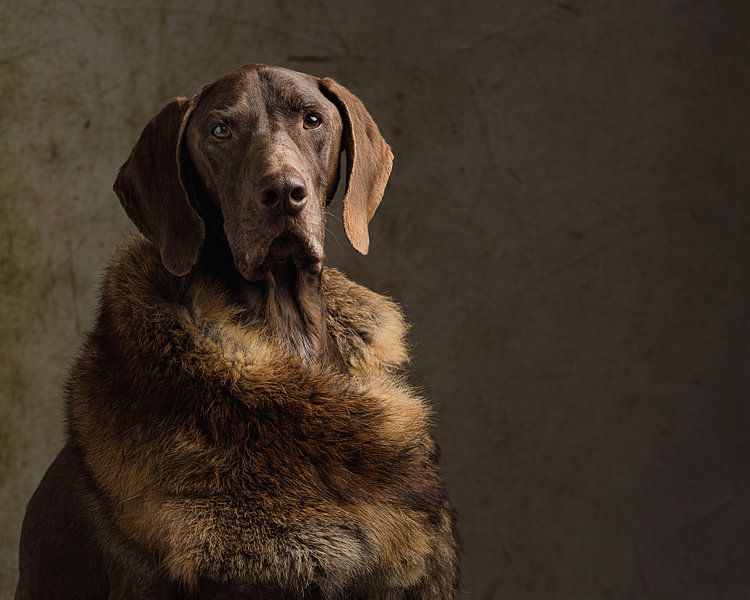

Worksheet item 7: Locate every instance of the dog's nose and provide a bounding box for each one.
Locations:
[259,172,308,216]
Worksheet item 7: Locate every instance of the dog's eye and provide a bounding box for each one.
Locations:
[303,113,322,129]
[211,123,230,139]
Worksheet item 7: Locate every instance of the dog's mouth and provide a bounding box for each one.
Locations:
[260,231,324,274]
[266,232,304,261]
[230,221,325,283]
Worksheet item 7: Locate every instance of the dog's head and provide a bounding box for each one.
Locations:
[114,64,393,279]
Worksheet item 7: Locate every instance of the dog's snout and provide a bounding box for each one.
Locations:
[259,172,308,216]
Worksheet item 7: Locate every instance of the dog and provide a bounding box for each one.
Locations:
[16,64,459,599]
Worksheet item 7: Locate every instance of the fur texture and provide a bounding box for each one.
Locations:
[66,236,458,598]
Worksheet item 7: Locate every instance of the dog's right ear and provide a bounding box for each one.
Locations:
[114,96,205,277]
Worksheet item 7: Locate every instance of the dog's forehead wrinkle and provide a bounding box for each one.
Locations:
[207,104,248,124]
[198,68,263,123]
[257,64,317,89]
[258,67,327,112]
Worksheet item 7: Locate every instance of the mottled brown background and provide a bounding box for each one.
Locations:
[1,0,748,597]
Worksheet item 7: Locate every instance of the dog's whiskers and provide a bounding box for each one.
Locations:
[325,209,348,253]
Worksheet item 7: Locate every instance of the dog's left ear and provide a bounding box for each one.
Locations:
[114,96,205,276]
[319,78,394,255]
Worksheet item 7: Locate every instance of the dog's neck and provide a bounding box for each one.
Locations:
[198,230,336,365]
[239,260,330,364]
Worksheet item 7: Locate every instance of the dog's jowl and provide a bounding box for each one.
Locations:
[16,64,459,599]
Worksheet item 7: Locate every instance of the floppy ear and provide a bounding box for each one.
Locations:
[320,78,394,255]
[113,96,205,276]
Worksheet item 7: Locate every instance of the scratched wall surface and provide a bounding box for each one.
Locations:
[1,0,749,597]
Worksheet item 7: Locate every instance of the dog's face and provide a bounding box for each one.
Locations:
[114,64,393,278]
[186,67,341,280]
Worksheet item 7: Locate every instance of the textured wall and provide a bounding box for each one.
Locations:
[1,0,749,597]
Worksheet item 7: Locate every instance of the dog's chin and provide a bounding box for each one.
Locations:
[238,232,324,282]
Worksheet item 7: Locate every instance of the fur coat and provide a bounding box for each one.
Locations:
[64,237,459,598]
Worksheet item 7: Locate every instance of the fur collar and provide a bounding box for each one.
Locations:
[103,235,410,380]
[68,237,447,596]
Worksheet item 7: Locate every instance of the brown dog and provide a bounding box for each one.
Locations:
[16,64,458,599]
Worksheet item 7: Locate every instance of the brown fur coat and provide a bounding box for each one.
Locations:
[64,237,458,598]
